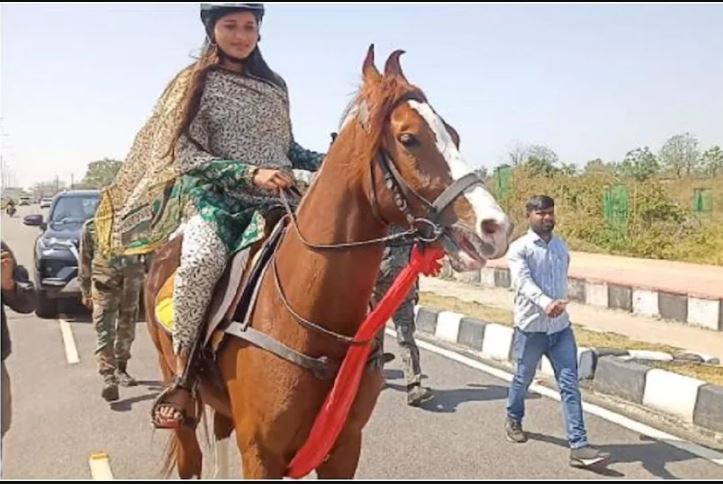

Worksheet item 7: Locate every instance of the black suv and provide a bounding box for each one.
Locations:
[23,190,100,318]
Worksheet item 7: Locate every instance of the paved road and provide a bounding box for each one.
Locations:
[2,207,722,479]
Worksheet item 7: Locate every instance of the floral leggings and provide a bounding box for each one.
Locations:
[172,214,228,354]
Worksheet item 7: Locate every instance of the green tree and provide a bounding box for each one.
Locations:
[528,145,559,165]
[82,158,122,189]
[522,145,559,177]
[583,158,617,176]
[701,145,723,176]
[506,142,529,167]
[619,147,659,181]
[560,163,577,176]
[659,133,700,178]
[523,157,557,177]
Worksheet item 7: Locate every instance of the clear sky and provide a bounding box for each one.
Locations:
[2,2,722,188]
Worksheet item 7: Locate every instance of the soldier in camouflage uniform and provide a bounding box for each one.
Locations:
[80,219,145,402]
[373,226,433,407]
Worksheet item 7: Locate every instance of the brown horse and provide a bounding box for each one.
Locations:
[144,46,512,479]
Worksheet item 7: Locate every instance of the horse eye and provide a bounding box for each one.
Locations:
[399,133,419,148]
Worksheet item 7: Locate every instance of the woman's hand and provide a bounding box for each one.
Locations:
[252,168,295,191]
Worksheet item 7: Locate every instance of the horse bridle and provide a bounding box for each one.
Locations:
[278,134,483,250]
[273,108,484,347]
[370,150,482,244]
[277,94,483,249]
[369,94,483,244]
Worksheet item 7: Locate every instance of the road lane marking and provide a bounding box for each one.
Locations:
[88,452,114,479]
[59,319,80,365]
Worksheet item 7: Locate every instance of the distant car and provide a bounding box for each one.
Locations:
[23,190,101,318]
[40,197,53,209]
[18,196,32,206]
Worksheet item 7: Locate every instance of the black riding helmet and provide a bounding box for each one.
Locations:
[200,3,265,40]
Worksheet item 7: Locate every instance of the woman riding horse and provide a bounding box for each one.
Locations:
[97,2,324,428]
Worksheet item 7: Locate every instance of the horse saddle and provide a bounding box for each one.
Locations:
[153,213,341,380]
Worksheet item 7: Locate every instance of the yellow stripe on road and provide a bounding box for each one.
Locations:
[88,452,114,480]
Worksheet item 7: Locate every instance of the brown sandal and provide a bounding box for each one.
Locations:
[151,380,196,429]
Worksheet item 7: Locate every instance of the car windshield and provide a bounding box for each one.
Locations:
[50,196,99,224]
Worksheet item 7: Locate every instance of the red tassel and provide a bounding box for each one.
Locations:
[287,245,444,478]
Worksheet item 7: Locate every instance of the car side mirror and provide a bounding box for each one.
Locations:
[23,214,46,230]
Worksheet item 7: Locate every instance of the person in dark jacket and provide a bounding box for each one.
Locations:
[2,241,37,439]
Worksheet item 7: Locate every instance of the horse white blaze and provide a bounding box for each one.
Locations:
[408,100,511,260]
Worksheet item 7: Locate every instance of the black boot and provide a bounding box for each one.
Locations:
[407,383,433,406]
[115,362,137,387]
[101,375,119,402]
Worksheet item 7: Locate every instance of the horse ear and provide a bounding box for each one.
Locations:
[362,44,381,84]
[443,119,461,147]
[384,50,408,83]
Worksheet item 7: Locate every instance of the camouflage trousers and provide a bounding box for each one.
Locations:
[373,244,422,388]
[91,263,145,379]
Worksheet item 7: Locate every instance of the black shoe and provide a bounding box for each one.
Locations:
[115,369,137,387]
[101,380,119,402]
[505,418,527,443]
[381,353,396,365]
[570,446,610,468]
[407,384,433,406]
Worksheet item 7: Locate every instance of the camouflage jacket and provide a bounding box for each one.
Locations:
[79,219,143,298]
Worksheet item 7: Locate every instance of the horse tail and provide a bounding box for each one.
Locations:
[159,399,207,478]
[160,433,179,478]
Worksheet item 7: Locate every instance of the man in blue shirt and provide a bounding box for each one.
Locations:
[505,195,609,468]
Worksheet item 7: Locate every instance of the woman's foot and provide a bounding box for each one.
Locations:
[152,386,193,429]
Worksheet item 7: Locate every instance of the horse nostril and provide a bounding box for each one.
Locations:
[481,219,499,236]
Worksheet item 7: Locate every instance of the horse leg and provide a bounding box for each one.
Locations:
[315,432,362,479]
[213,411,234,440]
[174,426,203,479]
[315,369,381,479]
[236,439,286,479]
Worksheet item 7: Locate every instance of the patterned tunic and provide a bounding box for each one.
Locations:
[126,67,324,255]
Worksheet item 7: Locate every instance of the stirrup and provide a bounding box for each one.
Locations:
[150,378,196,429]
